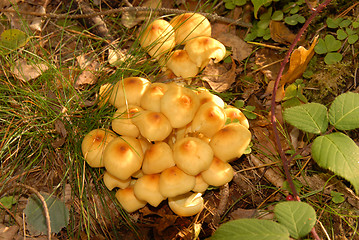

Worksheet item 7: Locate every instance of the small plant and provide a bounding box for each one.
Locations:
[233,99,257,119]
[281,79,308,108]
[314,34,342,64]
[330,191,345,204]
[223,0,247,10]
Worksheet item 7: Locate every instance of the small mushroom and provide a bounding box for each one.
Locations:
[103,171,131,190]
[160,83,200,128]
[192,174,209,193]
[81,129,117,168]
[185,36,226,69]
[173,137,213,176]
[191,102,226,138]
[159,166,196,198]
[115,186,147,213]
[201,157,234,186]
[133,174,166,207]
[139,19,175,59]
[140,83,169,112]
[224,106,249,129]
[170,13,211,44]
[142,142,175,174]
[103,136,143,180]
[166,50,199,78]
[108,77,150,109]
[168,192,204,217]
[132,110,172,141]
[111,105,143,137]
[196,88,225,108]
[209,123,251,162]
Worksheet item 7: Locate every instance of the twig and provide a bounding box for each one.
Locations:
[0,201,22,228]
[0,7,251,27]
[270,0,332,239]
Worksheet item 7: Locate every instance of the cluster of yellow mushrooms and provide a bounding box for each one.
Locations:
[81,14,251,217]
[138,13,226,78]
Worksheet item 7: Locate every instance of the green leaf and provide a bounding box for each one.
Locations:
[271,11,283,21]
[0,29,29,54]
[284,15,298,25]
[324,52,342,65]
[24,193,69,235]
[234,99,245,108]
[348,34,358,44]
[331,191,345,204]
[235,0,247,6]
[251,0,273,18]
[326,17,342,28]
[225,2,236,9]
[211,218,290,240]
[311,132,359,194]
[328,92,359,130]
[0,196,17,209]
[274,201,317,239]
[283,103,328,134]
[339,19,351,28]
[314,38,328,54]
[336,29,348,40]
[353,21,359,28]
[258,19,271,29]
[324,34,341,52]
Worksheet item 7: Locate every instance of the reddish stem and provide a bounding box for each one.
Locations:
[270,0,332,239]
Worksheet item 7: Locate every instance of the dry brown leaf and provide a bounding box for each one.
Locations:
[12,59,48,82]
[280,36,318,85]
[202,61,236,92]
[216,33,252,62]
[74,56,100,88]
[0,224,19,240]
[270,21,296,45]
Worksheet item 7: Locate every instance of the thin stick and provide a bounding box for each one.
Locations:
[0,201,22,228]
[270,0,332,239]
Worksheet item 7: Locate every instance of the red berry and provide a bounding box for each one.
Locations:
[286,195,294,201]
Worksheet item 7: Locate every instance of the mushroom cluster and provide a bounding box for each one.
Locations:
[82,77,251,216]
[139,13,226,78]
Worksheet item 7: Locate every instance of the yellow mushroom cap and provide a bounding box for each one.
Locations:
[196,88,225,108]
[209,123,251,162]
[224,106,250,129]
[142,142,175,174]
[111,105,143,137]
[140,83,169,112]
[160,83,200,128]
[201,157,234,186]
[191,102,226,138]
[166,50,199,78]
[159,166,196,198]
[168,192,204,217]
[103,136,144,180]
[81,129,117,168]
[132,110,172,142]
[139,19,175,59]
[133,174,166,207]
[173,137,213,176]
[185,36,226,69]
[115,186,147,213]
[192,174,209,193]
[170,13,211,44]
[108,77,150,109]
[103,171,131,190]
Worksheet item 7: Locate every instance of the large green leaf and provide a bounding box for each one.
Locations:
[251,0,273,18]
[211,218,290,240]
[283,103,328,134]
[0,29,29,54]
[328,92,359,130]
[274,201,317,239]
[311,132,359,194]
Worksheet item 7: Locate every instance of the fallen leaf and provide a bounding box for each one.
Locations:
[255,48,284,81]
[0,224,19,240]
[12,59,48,82]
[202,60,236,92]
[280,36,318,85]
[74,56,100,88]
[216,33,252,62]
[108,48,128,66]
[270,21,296,45]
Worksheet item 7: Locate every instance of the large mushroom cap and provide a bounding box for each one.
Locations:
[103,136,144,180]
[133,174,166,207]
[173,137,213,176]
[168,192,204,217]
[111,105,143,137]
[115,186,147,213]
[142,142,175,174]
[81,129,117,168]
[139,19,175,59]
[159,166,196,198]
[201,157,234,186]
[166,50,199,78]
[185,36,226,69]
[160,83,200,128]
[224,106,250,129]
[103,171,131,190]
[209,123,251,162]
[170,13,211,44]
[132,110,172,142]
[140,83,169,112]
[108,77,150,109]
[191,102,226,138]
